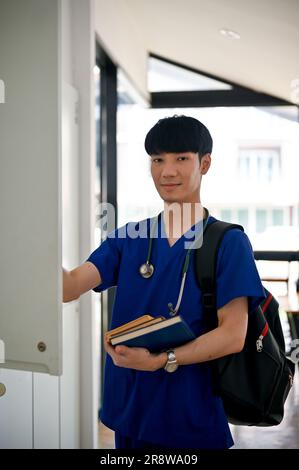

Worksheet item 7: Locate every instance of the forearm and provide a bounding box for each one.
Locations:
[63,268,79,302]
[153,298,248,370]
[108,324,244,372]
[173,325,244,366]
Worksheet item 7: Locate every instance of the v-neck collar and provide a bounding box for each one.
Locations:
[159,212,209,250]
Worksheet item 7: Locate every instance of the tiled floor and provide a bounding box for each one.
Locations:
[98,367,299,449]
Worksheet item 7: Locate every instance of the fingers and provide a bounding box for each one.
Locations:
[104,340,152,370]
[104,339,130,367]
[104,337,113,353]
[115,345,129,355]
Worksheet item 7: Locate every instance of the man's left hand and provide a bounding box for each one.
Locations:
[104,337,166,372]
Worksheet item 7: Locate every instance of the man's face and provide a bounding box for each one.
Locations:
[150,151,211,204]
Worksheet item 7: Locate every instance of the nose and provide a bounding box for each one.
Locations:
[160,161,178,179]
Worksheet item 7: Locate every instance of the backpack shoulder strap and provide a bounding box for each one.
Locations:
[195,220,244,329]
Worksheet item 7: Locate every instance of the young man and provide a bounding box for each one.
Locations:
[63,115,265,449]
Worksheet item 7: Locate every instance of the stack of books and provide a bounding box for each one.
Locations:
[105,314,196,353]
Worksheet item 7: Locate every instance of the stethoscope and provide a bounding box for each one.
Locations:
[139,209,210,316]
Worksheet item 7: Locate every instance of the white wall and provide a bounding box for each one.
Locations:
[60,80,81,449]
[70,0,99,450]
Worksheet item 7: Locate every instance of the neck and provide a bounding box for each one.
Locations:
[163,201,206,239]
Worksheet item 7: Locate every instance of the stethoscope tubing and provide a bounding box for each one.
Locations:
[139,209,210,316]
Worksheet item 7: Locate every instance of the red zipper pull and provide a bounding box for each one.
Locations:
[256,323,269,352]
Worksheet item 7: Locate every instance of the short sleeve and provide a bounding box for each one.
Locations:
[216,229,266,312]
[86,229,122,293]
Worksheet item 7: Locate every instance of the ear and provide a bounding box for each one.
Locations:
[200,154,211,175]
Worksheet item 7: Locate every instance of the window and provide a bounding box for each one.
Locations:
[220,209,232,222]
[148,56,232,93]
[237,209,249,231]
[272,209,284,226]
[256,209,267,233]
[239,147,280,182]
[219,208,249,231]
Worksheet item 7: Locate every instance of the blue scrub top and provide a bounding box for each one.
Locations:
[86,214,266,449]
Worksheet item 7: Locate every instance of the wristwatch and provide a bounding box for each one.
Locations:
[164,350,179,373]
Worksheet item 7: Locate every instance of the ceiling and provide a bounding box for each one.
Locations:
[125,0,299,104]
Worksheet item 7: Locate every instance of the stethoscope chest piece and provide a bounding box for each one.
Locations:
[139,262,154,279]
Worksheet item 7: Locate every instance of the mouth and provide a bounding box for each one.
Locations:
[160,183,181,190]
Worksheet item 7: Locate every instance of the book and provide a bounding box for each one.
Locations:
[105,314,160,342]
[106,316,167,342]
[107,315,196,353]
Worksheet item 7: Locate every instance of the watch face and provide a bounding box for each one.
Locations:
[166,362,178,373]
[164,350,178,372]
[168,352,176,361]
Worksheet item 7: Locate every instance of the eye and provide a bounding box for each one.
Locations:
[152,158,163,163]
[178,156,188,161]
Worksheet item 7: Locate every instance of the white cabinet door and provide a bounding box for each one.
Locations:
[0,369,33,449]
[33,373,60,449]
[0,0,62,375]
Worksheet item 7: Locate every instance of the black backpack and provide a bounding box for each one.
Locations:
[195,220,295,426]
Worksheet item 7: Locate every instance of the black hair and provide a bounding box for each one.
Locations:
[144,115,213,158]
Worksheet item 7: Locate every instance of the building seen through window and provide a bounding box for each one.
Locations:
[239,147,281,183]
